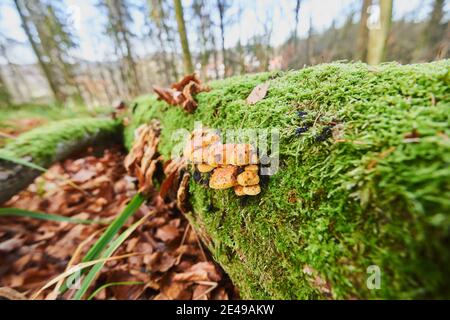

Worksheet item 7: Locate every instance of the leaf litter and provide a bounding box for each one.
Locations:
[0,144,237,300]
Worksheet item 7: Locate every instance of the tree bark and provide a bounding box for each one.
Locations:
[355,0,371,61]
[367,0,393,65]
[174,0,194,74]
[13,0,62,101]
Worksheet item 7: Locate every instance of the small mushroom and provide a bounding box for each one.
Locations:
[237,170,260,186]
[203,132,220,146]
[197,163,215,173]
[244,164,259,172]
[243,184,261,196]
[234,185,246,196]
[190,148,209,164]
[230,144,253,166]
[209,165,238,189]
[207,144,227,166]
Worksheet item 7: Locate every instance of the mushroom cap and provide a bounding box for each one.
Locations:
[197,163,215,173]
[237,170,260,186]
[234,185,246,196]
[243,184,261,195]
[209,165,238,189]
[244,164,259,172]
[207,143,258,166]
[184,128,221,160]
[231,144,253,166]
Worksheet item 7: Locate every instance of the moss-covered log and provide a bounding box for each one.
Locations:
[125,61,450,299]
[0,118,121,204]
[0,61,448,299]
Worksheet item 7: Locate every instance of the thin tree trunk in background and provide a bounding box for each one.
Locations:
[211,34,220,79]
[105,63,122,101]
[367,0,393,65]
[0,70,11,107]
[217,0,227,77]
[293,0,301,43]
[13,0,61,101]
[96,62,114,105]
[422,0,445,60]
[0,43,27,102]
[305,15,313,65]
[152,0,179,81]
[173,0,194,74]
[356,0,371,61]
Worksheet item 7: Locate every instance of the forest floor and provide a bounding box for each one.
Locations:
[0,118,237,300]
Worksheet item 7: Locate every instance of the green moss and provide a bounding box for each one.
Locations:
[128,61,450,299]
[0,117,121,167]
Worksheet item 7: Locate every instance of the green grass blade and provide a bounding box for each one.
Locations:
[59,193,145,294]
[0,207,103,225]
[87,281,144,300]
[0,153,47,172]
[73,211,151,300]
[81,193,146,262]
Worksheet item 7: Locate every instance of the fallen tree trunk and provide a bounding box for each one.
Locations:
[0,61,448,299]
[125,61,450,299]
[0,118,121,204]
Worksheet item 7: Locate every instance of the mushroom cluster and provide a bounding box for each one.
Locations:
[183,128,261,196]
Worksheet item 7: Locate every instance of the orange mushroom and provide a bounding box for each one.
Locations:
[243,184,261,195]
[209,165,238,189]
[237,170,260,186]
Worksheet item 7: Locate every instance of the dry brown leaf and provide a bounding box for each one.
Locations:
[153,73,209,113]
[71,168,97,183]
[155,224,180,242]
[173,262,221,282]
[0,287,27,300]
[147,252,177,272]
[0,236,25,252]
[124,123,161,196]
[246,82,270,104]
[177,172,190,213]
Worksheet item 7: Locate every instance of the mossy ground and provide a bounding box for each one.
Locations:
[0,117,121,166]
[126,61,450,299]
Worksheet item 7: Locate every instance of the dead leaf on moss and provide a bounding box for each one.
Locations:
[159,158,186,200]
[246,82,269,105]
[153,73,210,113]
[303,264,332,298]
[177,172,190,213]
[124,122,161,195]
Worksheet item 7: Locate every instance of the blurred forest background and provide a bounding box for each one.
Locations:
[0,0,448,109]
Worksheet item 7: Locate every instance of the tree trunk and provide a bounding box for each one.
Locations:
[173,0,194,74]
[0,70,11,107]
[217,0,227,77]
[355,0,371,61]
[367,0,393,65]
[13,0,62,101]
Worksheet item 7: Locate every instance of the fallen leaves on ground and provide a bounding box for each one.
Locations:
[153,74,210,113]
[0,146,236,300]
